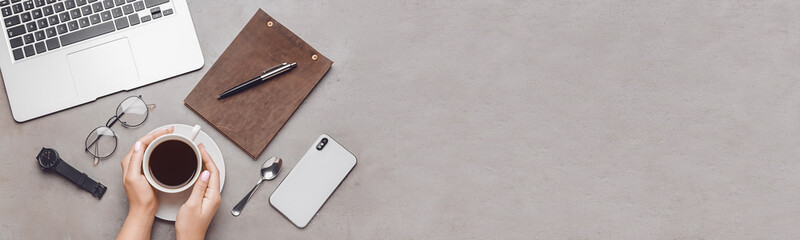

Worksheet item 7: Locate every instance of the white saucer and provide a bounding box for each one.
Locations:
[148,124,226,221]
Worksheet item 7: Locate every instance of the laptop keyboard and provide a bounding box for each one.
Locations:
[2,0,174,61]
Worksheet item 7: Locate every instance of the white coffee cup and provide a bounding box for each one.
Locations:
[142,125,203,193]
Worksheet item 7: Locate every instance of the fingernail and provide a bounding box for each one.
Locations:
[134,141,142,151]
[200,170,210,182]
[168,126,174,131]
[199,143,205,150]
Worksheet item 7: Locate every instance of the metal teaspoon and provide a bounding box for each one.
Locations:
[231,156,282,217]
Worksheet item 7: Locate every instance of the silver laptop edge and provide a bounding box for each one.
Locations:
[0,0,203,122]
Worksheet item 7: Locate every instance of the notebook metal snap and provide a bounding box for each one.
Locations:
[267,21,274,27]
[311,54,318,61]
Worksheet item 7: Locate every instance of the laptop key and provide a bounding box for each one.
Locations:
[20,12,29,22]
[42,5,52,15]
[59,20,113,46]
[139,15,148,22]
[53,2,63,12]
[149,6,159,18]
[24,21,35,31]
[1,6,10,16]
[99,10,109,20]
[45,36,58,50]
[91,2,101,12]
[78,16,88,27]
[64,0,74,9]
[89,13,99,24]
[143,0,166,8]
[23,44,34,56]
[6,24,25,37]
[66,20,76,30]
[22,33,32,43]
[34,41,44,53]
[55,23,65,33]
[69,8,80,18]
[31,8,41,19]
[0,0,8,6]
[110,7,120,17]
[44,26,54,37]
[127,13,137,25]
[101,0,111,9]
[113,15,126,29]
[121,3,131,14]
[4,15,19,26]
[113,0,123,5]
[76,0,86,6]
[80,5,91,15]
[12,48,23,60]
[9,36,21,47]
[33,30,43,40]
[162,8,171,16]
[12,0,21,3]
[33,0,42,7]
[47,15,57,25]
[22,0,31,10]
[35,18,45,28]
[58,11,69,21]
[11,3,19,13]
[132,0,142,11]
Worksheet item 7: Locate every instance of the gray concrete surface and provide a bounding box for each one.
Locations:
[2,0,800,238]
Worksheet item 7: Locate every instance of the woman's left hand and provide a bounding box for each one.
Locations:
[116,126,174,240]
[121,126,174,216]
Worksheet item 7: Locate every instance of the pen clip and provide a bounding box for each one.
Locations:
[262,63,288,74]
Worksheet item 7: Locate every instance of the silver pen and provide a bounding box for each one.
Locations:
[217,62,297,100]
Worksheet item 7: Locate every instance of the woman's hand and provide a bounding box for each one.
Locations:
[176,144,221,240]
[117,126,173,240]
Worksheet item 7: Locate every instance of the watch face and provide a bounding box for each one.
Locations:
[37,148,59,169]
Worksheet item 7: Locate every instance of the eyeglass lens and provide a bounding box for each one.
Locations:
[85,126,117,158]
[84,96,151,159]
[116,97,149,127]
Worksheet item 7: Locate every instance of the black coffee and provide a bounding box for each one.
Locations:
[149,140,197,187]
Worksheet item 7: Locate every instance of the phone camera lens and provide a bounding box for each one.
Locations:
[317,138,328,150]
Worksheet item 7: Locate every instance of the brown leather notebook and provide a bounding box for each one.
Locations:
[184,9,333,159]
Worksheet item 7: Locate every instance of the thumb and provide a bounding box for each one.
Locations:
[127,141,145,177]
[187,170,210,205]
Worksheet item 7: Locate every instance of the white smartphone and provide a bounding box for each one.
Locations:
[270,134,357,228]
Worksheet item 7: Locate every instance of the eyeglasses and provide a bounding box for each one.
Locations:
[85,95,155,165]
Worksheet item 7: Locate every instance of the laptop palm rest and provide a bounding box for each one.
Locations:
[67,38,140,99]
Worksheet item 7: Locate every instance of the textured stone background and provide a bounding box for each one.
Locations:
[2,0,800,238]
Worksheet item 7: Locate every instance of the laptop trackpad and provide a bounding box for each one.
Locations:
[68,38,140,98]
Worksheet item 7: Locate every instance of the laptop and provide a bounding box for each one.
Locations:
[0,0,203,122]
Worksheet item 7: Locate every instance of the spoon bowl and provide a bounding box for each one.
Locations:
[261,157,282,181]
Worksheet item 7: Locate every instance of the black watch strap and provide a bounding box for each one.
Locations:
[53,160,107,199]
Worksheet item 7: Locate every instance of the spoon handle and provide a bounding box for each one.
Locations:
[232,178,264,217]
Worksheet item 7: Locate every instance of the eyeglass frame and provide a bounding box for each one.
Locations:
[84,95,155,164]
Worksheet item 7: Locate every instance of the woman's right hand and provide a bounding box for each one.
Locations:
[175,144,221,240]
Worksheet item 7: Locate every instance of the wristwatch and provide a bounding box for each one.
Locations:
[37,147,107,199]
